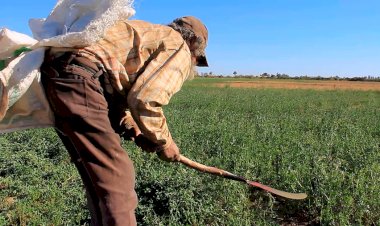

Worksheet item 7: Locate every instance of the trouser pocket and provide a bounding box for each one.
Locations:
[41,54,108,120]
[46,77,89,118]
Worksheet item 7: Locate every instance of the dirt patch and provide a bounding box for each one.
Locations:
[213,80,380,91]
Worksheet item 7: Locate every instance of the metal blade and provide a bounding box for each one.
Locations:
[247,181,307,200]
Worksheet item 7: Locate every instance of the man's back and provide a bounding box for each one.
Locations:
[77,20,191,95]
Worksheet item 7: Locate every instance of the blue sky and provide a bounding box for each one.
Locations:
[1,0,380,77]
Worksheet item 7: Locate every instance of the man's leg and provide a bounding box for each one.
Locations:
[56,131,103,225]
[57,115,138,226]
[42,58,138,225]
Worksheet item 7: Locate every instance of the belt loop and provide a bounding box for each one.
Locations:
[92,70,103,79]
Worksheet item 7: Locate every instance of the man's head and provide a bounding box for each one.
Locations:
[168,16,208,67]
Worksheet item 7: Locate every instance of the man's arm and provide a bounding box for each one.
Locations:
[127,44,191,152]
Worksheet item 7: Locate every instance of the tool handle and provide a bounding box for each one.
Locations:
[178,154,247,183]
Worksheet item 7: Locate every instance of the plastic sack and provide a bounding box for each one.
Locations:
[30,0,135,48]
[0,28,37,60]
[0,0,135,133]
[0,28,42,119]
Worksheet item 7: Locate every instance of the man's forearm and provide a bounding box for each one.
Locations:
[119,110,173,151]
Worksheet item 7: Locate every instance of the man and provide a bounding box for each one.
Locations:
[40,16,208,225]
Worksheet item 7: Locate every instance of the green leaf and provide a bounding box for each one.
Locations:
[0,60,5,71]
[13,47,32,57]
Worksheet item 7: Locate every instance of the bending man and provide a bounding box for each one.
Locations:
[41,16,208,225]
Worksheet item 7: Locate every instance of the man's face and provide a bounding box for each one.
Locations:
[188,36,207,67]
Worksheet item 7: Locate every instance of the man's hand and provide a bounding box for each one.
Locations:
[119,111,141,140]
[134,134,158,153]
[156,141,181,162]
[135,135,180,162]
[119,113,180,162]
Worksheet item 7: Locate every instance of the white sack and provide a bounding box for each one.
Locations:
[0,28,37,59]
[30,0,135,48]
[0,0,135,133]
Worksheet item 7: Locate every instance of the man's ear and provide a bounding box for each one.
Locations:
[188,35,202,52]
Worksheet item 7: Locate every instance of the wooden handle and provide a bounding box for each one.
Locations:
[178,154,247,182]
[178,154,225,176]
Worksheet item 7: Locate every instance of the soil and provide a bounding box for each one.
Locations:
[212,80,380,91]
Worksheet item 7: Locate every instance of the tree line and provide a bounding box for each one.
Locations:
[199,72,380,82]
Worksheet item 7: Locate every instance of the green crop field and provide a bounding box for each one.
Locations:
[0,78,379,225]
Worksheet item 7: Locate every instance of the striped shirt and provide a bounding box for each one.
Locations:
[75,20,192,147]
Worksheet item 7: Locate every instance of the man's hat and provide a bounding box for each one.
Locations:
[177,16,208,67]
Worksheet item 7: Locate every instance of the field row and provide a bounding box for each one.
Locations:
[194,78,380,91]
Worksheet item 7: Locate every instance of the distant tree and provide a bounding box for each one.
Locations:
[277,73,289,79]
[260,73,269,78]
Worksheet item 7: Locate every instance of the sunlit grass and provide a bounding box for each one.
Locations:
[0,78,379,225]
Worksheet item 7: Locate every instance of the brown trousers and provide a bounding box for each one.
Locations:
[41,53,138,226]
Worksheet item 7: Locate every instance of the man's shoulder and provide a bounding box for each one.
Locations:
[123,20,183,41]
[123,20,171,31]
[104,20,167,37]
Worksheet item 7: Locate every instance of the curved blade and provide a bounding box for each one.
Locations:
[178,155,307,200]
[248,181,307,200]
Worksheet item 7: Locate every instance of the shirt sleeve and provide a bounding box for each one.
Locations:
[127,44,191,147]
